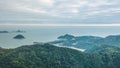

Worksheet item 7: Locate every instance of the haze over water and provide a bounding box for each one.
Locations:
[0,25,120,48]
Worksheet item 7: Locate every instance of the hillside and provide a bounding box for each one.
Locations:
[86,45,120,53]
[0,43,86,68]
[50,34,120,49]
[0,43,120,68]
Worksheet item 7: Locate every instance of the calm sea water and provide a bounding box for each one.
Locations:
[0,26,120,48]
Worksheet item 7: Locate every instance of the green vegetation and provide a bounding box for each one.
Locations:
[0,43,120,68]
[50,34,120,49]
[13,34,25,39]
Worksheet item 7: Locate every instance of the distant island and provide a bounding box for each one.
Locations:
[50,34,120,50]
[0,31,9,33]
[0,30,26,33]
[13,34,25,39]
[12,30,26,33]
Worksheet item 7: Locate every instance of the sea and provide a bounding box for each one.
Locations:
[0,26,120,48]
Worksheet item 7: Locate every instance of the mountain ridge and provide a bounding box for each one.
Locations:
[50,34,120,49]
[0,43,120,68]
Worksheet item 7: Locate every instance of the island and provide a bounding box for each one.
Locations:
[13,34,25,39]
[12,30,26,33]
[0,31,9,33]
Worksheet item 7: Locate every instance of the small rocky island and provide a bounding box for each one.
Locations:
[13,34,25,39]
[0,31,9,33]
[13,30,26,33]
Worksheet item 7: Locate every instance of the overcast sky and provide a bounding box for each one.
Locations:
[0,0,120,24]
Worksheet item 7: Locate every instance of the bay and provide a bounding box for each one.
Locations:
[0,26,120,48]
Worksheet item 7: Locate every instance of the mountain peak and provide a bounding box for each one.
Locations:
[58,34,75,40]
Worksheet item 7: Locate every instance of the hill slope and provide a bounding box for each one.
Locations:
[50,34,120,49]
[0,43,86,68]
[0,43,120,68]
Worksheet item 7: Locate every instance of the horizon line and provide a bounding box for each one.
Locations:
[1,24,120,27]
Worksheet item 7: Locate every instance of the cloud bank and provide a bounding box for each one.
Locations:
[0,0,120,24]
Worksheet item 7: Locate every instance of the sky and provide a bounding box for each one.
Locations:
[0,0,120,24]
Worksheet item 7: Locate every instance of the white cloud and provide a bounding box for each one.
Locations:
[85,8,120,16]
[22,7,47,13]
[37,0,54,6]
[87,0,114,7]
[0,0,120,23]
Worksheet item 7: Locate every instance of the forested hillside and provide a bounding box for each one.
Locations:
[0,43,120,68]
